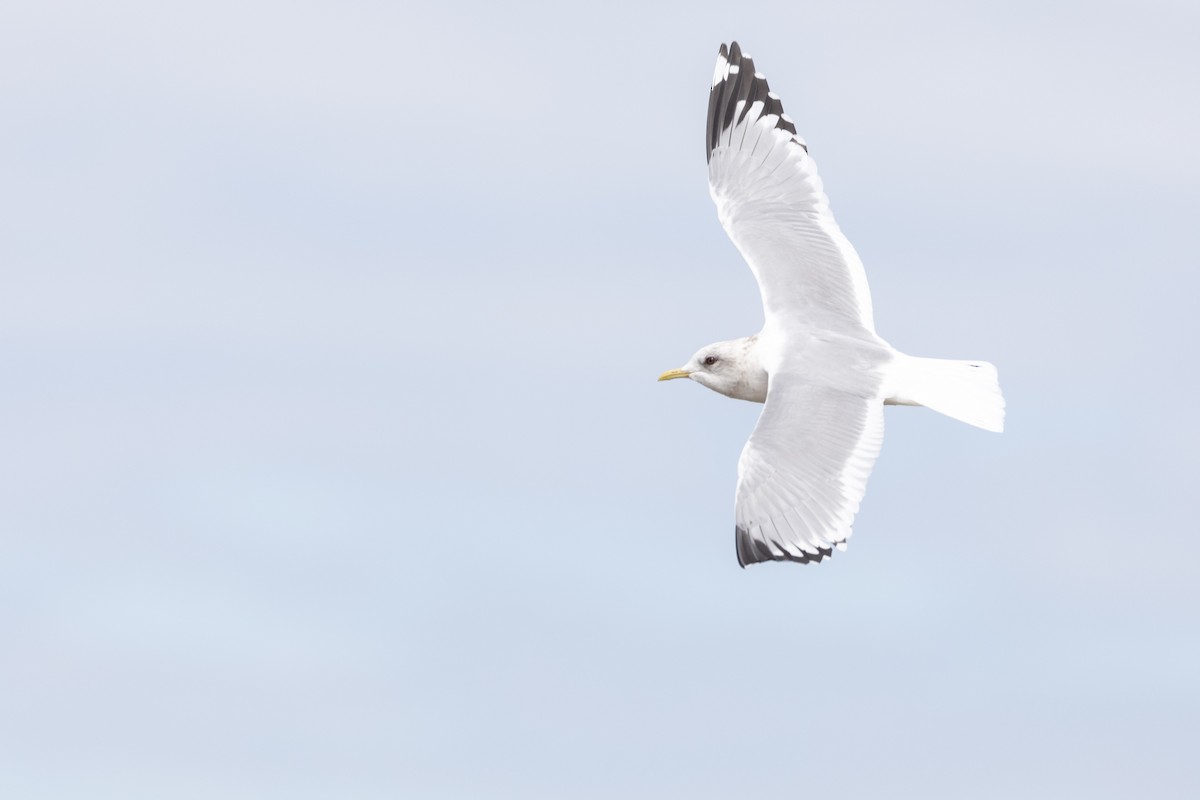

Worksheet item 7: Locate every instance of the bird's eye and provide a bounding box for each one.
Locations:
[703,355,719,366]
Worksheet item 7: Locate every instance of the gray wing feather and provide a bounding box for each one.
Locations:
[735,379,885,567]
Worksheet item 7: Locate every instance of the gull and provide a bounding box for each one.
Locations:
[659,42,1005,567]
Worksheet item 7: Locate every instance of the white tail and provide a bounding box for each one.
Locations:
[886,355,1006,432]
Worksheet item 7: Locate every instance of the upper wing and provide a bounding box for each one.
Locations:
[734,376,885,566]
[708,42,875,334]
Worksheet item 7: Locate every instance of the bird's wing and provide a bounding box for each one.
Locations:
[708,42,875,334]
[734,374,885,566]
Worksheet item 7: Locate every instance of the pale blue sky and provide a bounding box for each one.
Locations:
[2,1,1198,797]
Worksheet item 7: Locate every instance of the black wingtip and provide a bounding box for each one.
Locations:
[706,42,809,162]
[735,524,749,568]
[735,524,838,567]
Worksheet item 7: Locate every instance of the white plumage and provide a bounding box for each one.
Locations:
[659,42,1005,567]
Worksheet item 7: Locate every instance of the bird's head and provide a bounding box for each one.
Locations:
[657,337,767,402]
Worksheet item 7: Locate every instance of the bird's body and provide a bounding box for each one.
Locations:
[659,42,1004,567]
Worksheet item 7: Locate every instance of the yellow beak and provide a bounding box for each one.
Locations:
[657,368,692,382]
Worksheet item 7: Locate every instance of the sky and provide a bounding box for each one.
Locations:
[2,0,1198,797]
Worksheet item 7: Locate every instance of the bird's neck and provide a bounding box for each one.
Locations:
[723,335,769,403]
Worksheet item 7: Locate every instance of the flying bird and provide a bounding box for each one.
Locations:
[659,42,1005,567]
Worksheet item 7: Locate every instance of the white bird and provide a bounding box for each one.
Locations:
[659,42,1005,567]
